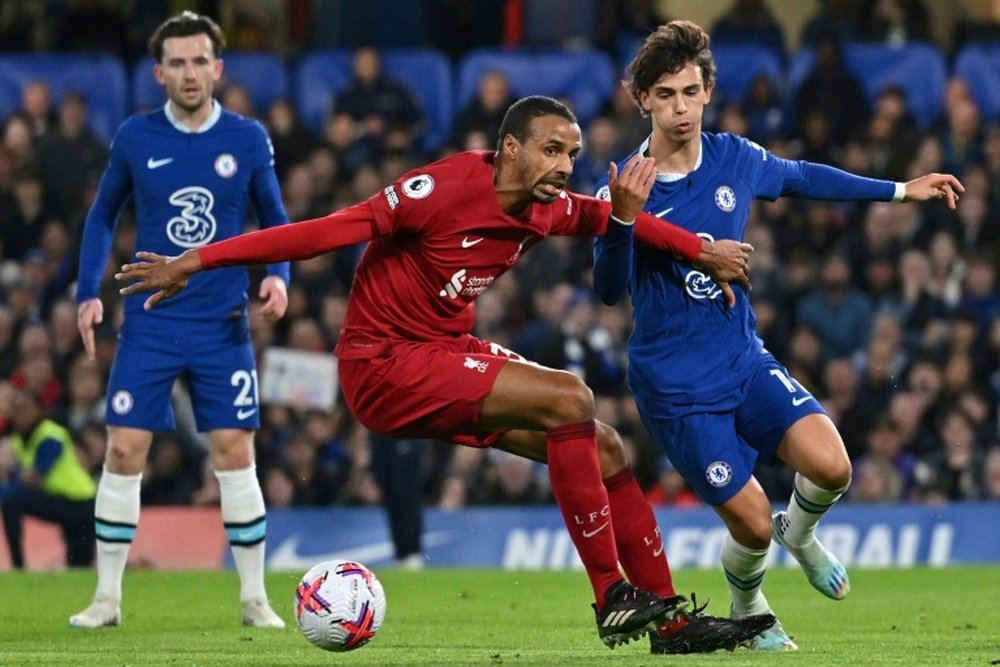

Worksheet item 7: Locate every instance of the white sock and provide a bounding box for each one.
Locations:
[721,533,772,617]
[94,468,142,601]
[782,473,848,564]
[216,465,268,602]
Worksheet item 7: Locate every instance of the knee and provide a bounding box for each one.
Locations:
[595,422,629,477]
[544,373,595,426]
[809,456,853,492]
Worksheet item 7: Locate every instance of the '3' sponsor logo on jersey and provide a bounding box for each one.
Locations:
[166,186,217,248]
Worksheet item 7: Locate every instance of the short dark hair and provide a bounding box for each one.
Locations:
[148,11,226,62]
[625,20,716,116]
[496,96,577,152]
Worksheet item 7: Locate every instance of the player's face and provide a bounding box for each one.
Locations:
[155,34,222,114]
[511,115,582,203]
[638,62,713,144]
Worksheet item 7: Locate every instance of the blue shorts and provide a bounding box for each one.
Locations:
[637,352,826,506]
[104,316,260,432]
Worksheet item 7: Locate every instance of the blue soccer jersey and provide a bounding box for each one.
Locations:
[77,101,290,322]
[593,132,896,420]
[77,101,290,431]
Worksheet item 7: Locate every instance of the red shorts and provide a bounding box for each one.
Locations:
[338,335,523,447]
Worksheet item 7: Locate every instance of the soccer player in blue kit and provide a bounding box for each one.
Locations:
[71,12,289,629]
[593,21,963,651]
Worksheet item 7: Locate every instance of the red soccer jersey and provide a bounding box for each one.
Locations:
[339,151,617,356]
[199,151,701,359]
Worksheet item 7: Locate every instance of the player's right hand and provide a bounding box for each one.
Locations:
[77,298,103,361]
[116,250,200,311]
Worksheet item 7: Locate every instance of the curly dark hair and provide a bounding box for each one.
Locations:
[624,20,716,117]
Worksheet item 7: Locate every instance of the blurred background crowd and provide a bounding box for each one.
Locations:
[1,0,1000,518]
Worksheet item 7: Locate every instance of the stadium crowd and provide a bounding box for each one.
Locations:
[1,0,1000,524]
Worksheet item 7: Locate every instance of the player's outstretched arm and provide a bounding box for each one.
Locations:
[116,250,202,311]
[902,173,965,209]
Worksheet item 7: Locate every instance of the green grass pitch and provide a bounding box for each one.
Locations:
[0,566,997,666]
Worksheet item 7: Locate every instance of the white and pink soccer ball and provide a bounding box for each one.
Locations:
[294,559,387,652]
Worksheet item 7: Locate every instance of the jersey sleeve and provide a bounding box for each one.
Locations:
[76,124,134,304]
[366,166,448,238]
[742,135,895,202]
[198,201,383,269]
[247,121,291,285]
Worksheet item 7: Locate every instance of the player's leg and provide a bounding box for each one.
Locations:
[737,356,851,601]
[498,422,679,599]
[773,414,852,600]
[69,425,152,628]
[498,425,775,654]
[0,487,27,568]
[483,360,684,646]
[187,326,283,630]
[207,428,284,628]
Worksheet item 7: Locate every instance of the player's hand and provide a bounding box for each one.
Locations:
[607,155,657,222]
[258,276,288,322]
[116,250,202,311]
[77,298,104,361]
[903,173,965,209]
[694,239,754,308]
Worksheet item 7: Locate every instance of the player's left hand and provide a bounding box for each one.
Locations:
[903,173,965,209]
[258,276,288,322]
[694,238,753,308]
[607,155,657,222]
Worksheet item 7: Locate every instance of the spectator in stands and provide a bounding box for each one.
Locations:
[35,91,107,221]
[334,47,424,152]
[645,456,699,507]
[710,0,786,63]
[858,412,919,499]
[897,249,947,345]
[820,358,873,459]
[0,383,95,568]
[743,75,786,143]
[220,83,256,119]
[984,447,1000,500]
[915,406,986,501]
[141,435,200,506]
[18,80,55,139]
[800,0,861,46]
[858,0,931,45]
[958,255,1000,333]
[939,97,983,177]
[1,114,35,172]
[571,116,620,195]
[797,253,874,361]
[850,454,902,502]
[793,35,868,147]
[449,70,515,153]
[265,99,314,182]
[468,450,550,505]
[0,171,53,262]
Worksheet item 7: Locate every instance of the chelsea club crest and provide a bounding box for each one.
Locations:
[714,185,736,212]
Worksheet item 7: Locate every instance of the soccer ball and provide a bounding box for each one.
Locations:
[294,559,387,652]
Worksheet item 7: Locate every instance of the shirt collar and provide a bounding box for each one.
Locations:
[164,99,221,133]
[640,134,703,183]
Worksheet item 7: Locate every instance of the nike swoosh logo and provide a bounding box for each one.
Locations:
[237,408,258,420]
[792,396,812,407]
[654,207,674,218]
[147,157,173,169]
[582,522,609,538]
[461,236,484,248]
[652,544,664,557]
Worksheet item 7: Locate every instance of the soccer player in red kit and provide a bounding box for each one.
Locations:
[116,96,772,650]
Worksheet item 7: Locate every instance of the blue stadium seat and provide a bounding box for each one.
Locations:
[0,53,126,145]
[294,48,453,152]
[954,43,1000,122]
[131,52,289,117]
[711,44,783,103]
[788,42,946,129]
[456,48,616,127]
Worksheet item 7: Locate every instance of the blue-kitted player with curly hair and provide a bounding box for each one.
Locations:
[594,19,963,652]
